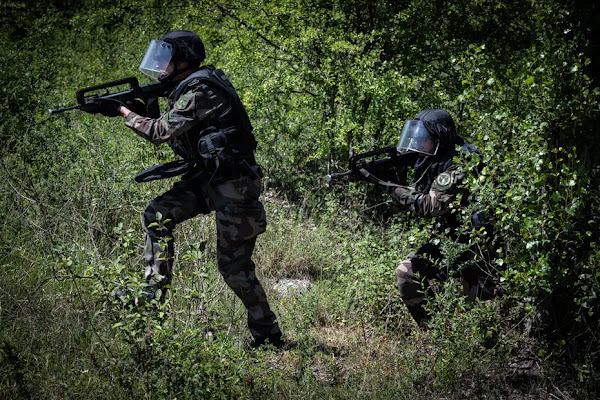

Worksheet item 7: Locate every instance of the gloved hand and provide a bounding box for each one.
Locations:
[392,185,410,201]
[391,185,416,212]
[124,99,147,116]
[83,98,123,117]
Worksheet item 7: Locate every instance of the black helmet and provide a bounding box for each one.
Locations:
[160,30,205,65]
[414,109,464,150]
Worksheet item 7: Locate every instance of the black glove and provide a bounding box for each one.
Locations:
[83,98,123,117]
[124,99,147,116]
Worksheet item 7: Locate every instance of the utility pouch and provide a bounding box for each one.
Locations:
[241,160,263,180]
[198,130,238,173]
[135,159,194,183]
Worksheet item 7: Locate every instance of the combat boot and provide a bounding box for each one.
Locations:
[251,331,285,350]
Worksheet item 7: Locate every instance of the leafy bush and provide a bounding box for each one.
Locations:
[1,0,599,398]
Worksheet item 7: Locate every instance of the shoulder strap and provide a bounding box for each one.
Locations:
[172,66,236,100]
[170,66,253,134]
[170,68,213,105]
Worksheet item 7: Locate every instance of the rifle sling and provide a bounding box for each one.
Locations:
[358,168,403,188]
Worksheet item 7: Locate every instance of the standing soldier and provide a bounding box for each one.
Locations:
[391,109,495,328]
[86,30,283,348]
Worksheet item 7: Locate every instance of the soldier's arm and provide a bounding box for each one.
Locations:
[391,165,466,217]
[123,83,227,144]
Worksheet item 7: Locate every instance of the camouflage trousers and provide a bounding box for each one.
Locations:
[395,243,496,328]
[142,168,281,341]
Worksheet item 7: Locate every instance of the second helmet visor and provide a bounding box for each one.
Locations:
[397,120,439,155]
[139,40,174,79]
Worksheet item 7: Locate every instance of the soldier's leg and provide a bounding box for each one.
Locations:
[460,213,499,301]
[396,258,430,328]
[143,179,210,289]
[461,264,496,302]
[395,243,444,328]
[210,171,281,342]
[455,246,496,303]
[216,235,281,341]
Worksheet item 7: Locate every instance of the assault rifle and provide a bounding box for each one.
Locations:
[326,146,419,188]
[48,76,170,118]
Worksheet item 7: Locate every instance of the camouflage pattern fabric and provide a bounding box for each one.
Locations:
[391,145,496,328]
[125,78,228,145]
[391,165,466,217]
[143,171,281,340]
[395,242,496,328]
[395,259,430,328]
[125,66,280,341]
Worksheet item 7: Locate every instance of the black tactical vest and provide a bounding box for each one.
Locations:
[167,65,257,169]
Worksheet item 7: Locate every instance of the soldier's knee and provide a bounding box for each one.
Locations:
[143,203,175,232]
[223,271,249,289]
[220,257,255,279]
[396,259,414,285]
[143,204,159,227]
[217,240,256,272]
[396,259,422,300]
[221,266,261,299]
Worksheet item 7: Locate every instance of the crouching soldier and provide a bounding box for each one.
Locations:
[391,109,495,328]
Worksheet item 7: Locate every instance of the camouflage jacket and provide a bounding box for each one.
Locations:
[126,75,226,146]
[125,66,256,168]
[392,144,479,222]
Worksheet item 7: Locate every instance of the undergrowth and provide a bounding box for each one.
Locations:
[1,1,599,398]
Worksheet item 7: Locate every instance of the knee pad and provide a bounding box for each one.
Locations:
[396,259,422,300]
[396,259,414,284]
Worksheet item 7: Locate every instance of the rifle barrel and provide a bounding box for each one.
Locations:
[48,105,80,116]
[325,170,351,182]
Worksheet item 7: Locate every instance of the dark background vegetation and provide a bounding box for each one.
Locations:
[1,0,598,398]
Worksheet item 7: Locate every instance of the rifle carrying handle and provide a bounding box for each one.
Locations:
[76,76,140,104]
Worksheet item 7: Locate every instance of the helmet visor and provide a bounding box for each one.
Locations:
[397,120,439,155]
[139,40,174,79]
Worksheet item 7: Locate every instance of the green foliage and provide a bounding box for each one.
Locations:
[1,0,599,398]
[0,334,30,399]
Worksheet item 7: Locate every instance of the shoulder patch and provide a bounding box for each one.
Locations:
[435,172,452,189]
[187,78,200,87]
[175,90,195,110]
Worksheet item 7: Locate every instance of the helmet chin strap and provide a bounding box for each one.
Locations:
[159,61,193,83]
[158,73,173,83]
[158,65,178,83]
